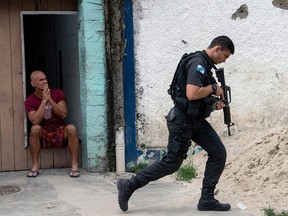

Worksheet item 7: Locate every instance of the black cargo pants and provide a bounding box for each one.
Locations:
[130,106,227,190]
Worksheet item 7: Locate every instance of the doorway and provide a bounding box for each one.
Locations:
[21,12,80,149]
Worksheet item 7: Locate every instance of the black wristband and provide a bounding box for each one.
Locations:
[212,83,217,93]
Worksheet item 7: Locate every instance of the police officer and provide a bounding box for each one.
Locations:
[117,35,235,212]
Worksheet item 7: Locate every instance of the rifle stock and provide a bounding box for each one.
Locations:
[215,68,234,136]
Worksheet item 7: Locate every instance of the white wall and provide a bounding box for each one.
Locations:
[133,0,288,148]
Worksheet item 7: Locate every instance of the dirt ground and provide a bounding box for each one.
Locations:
[176,126,288,216]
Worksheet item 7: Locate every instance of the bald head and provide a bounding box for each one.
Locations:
[30,70,45,82]
[30,70,48,90]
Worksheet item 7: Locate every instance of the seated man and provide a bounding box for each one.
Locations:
[24,70,80,178]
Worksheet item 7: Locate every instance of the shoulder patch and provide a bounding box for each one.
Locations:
[196,65,206,74]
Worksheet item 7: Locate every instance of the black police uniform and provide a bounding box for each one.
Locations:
[124,50,228,210]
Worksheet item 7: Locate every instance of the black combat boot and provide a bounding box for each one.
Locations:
[197,187,231,211]
[117,179,135,212]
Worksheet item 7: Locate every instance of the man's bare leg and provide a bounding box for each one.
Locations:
[65,124,79,177]
[28,125,41,177]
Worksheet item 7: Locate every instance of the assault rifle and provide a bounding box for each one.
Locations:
[215,68,234,136]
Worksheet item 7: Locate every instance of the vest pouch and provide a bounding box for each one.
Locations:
[202,96,218,118]
[186,99,203,117]
[173,96,188,111]
[202,104,213,118]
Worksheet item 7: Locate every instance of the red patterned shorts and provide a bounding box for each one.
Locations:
[41,125,67,148]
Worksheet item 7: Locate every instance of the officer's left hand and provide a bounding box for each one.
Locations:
[214,85,224,97]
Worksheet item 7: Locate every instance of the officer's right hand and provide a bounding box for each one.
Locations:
[214,85,224,98]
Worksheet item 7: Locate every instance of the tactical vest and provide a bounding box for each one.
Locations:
[168,51,217,118]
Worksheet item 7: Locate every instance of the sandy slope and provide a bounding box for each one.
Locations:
[181,127,288,216]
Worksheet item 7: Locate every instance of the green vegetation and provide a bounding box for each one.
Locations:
[263,207,288,216]
[176,162,197,181]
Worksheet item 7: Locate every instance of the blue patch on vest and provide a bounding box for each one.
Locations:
[196,65,206,74]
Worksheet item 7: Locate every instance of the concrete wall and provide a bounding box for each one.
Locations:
[133,0,288,148]
[78,0,108,172]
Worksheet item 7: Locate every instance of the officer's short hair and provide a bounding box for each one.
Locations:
[208,36,235,54]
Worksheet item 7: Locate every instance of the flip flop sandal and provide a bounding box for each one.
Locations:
[27,170,39,178]
[70,170,80,178]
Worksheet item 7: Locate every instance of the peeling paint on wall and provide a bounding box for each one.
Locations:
[134,148,167,167]
[136,112,149,147]
[231,4,248,20]
[272,0,288,10]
